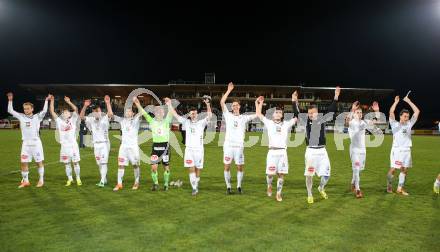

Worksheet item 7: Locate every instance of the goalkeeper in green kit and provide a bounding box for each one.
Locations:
[134,96,173,191]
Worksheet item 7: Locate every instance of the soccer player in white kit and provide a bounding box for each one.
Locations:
[255,95,297,202]
[165,97,212,196]
[80,95,112,188]
[110,99,142,191]
[7,92,50,188]
[345,101,380,198]
[49,95,82,186]
[386,95,420,196]
[293,87,340,204]
[220,82,257,194]
[434,174,440,195]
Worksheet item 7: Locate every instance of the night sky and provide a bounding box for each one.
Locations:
[0,0,439,123]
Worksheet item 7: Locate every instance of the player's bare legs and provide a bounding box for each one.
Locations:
[236,164,244,194]
[224,164,232,194]
[305,175,313,203]
[396,167,409,196]
[276,173,284,202]
[132,165,140,190]
[36,161,45,187]
[387,168,396,193]
[266,175,273,197]
[434,174,440,194]
[19,162,31,188]
[113,165,125,191]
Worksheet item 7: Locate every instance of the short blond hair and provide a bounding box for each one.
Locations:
[23,102,34,108]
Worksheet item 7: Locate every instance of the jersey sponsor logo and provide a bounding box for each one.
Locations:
[185,159,193,164]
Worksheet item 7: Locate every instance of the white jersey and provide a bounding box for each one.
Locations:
[56,112,79,146]
[114,115,141,146]
[8,101,47,141]
[178,116,208,149]
[261,117,296,149]
[348,119,367,149]
[390,116,417,148]
[223,105,254,147]
[85,115,110,143]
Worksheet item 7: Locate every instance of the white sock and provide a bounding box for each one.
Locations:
[353,169,360,190]
[65,164,73,180]
[133,167,140,183]
[306,176,313,197]
[189,172,197,190]
[277,178,284,193]
[398,173,406,187]
[117,168,124,184]
[196,175,200,188]
[38,167,44,181]
[21,171,29,182]
[237,171,244,188]
[74,163,81,179]
[224,170,231,189]
[266,175,273,187]
[435,179,440,188]
[100,164,108,183]
[351,171,356,185]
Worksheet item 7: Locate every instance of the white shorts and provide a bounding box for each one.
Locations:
[21,139,44,163]
[118,145,140,166]
[350,147,366,170]
[223,146,244,165]
[304,147,331,177]
[94,142,110,165]
[266,149,289,175]
[60,144,81,163]
[184,148,204,169]
[390,147,412,169]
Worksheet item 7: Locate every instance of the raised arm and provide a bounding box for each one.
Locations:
[345,101,359,126]
[389,96,399,121]
[49,95,58,119]
[291,90,300,118]
[80,99,91,120]
[220,82,234,112]
[133,97,152,123]
[328,86,340,113]
[203,97,212,120]
[6,92,22,118]
[64,96,78,113]
[37,94,50,120]
[403,95,420,119]
[255,96,264,120]
[104,95,113,119]
[164,97,179,118]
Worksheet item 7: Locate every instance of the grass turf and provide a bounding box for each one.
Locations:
[0,130,439,251]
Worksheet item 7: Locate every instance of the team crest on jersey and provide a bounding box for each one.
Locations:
[402,129,407,134]
[276,126,281,132]
[25,122,31,127]
[190,127,195,133]
[234,121,238,127]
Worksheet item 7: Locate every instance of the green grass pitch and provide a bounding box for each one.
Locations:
[0,130,439,251]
